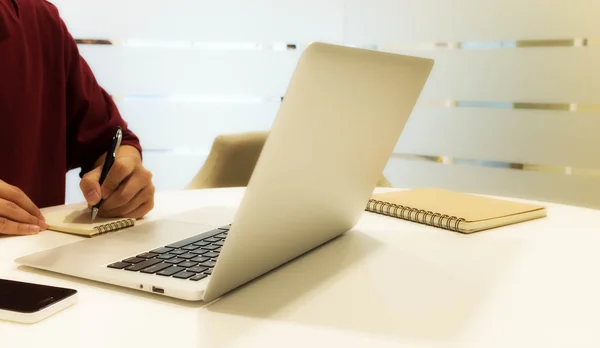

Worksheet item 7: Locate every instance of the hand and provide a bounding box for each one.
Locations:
[0,180,47,235]
[80,146,155,219]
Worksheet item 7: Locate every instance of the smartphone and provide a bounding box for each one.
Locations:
[0,278,77,324]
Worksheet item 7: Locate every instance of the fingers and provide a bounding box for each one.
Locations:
[0,181,43,220]
[0,198,47,229]
[80,154,154,219]
[100,184,155,219]
[0,217,41,236]
[123,201,154,220]
[100,170,147,212]
[80,166,102,206]
[0,181,46,236]
[100,158,135,200]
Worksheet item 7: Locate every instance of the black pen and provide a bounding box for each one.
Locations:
[91,127,123,222]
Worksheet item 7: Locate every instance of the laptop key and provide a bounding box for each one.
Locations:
[165,258,185,264]
[173,271,196,279]
[213,241,224,246]
[190,256,210,263]
[140,262,171,274]
[215,233,228,239]
[187,266,208,273]
[157,266,185,276]
[182,245,200,251]
[178,261,197,268]
[178,253,197,259]
[165,229,223,249]
[201,245,220,251]
[107,262,130,269]
[204,237,220,243]
[190,249,209,255]
[150,247,173,254]
[125,259,162,271]
[170,249,187,255]
[198,260,216,268]
[193,241,210,247]
[157,254,176,260]
[203,252,219,258]
[123,257,145,264]
[137,252,158,259]
[204,269,213,275]
[190,274,207,281]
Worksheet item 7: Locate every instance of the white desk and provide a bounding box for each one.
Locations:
[1,187,600,347]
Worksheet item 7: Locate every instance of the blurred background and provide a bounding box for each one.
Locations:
[49,0,600,209]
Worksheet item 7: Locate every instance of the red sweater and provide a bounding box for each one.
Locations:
[0,0,141,208]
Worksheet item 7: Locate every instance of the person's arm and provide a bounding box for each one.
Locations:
[56,13,155,219]
[60,24,141,175]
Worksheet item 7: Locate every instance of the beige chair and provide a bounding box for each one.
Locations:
[186,131,392,189]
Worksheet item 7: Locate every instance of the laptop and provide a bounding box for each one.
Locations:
[16,42,434,303]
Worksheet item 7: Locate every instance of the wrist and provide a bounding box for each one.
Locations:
[118,145,143,163]
[94,145,142,168]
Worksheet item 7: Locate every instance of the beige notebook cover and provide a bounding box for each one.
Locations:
[43,208,136,237]
[366,188,547,233]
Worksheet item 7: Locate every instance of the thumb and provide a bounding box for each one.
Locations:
[80,167,102,206]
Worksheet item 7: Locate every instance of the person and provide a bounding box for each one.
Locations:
[0,0,155,236]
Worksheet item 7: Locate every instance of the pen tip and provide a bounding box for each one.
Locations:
[91,208,98,222]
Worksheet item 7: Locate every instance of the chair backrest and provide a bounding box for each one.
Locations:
[186,131,269,189]
[186,131,392,189]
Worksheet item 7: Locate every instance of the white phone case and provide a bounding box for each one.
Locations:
[0,292,78,324]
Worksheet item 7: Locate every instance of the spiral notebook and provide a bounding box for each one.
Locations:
[366,188,546,233]
[43,208,136,237]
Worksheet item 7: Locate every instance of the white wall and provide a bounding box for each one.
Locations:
[53,0,600,209]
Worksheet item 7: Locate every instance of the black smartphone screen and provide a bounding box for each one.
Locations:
[0,279,77,313]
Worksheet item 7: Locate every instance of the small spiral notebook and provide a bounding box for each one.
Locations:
[366,188,547,233]
[43,208,136,237]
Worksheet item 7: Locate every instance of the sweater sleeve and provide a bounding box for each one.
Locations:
[57,13,142,177]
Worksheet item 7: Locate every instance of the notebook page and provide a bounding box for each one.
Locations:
[43,208,132,235]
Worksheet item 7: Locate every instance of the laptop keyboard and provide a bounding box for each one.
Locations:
[106,224,230,282]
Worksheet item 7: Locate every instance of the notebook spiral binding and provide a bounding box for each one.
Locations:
[94,218,136,235]
[366,199,465,232]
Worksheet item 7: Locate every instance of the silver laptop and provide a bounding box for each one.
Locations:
[16,42,433,303]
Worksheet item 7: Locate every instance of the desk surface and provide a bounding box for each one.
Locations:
[1,187,599,347]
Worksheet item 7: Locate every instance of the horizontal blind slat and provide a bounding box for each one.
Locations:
[395,107,600,169]
[79,46,600,102]
[384,157,600,209]
[412,48,600,102]
[79,46,300,96]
